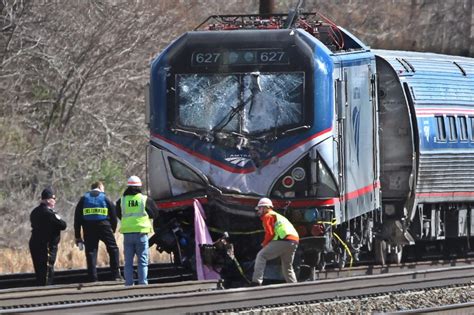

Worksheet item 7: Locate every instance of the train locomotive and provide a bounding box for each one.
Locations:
[145,11,474,282]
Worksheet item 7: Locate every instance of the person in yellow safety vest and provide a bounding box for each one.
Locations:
[116,176,157,286]
[251,197,299,286]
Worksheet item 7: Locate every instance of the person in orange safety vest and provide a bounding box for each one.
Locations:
[251,197,299,286]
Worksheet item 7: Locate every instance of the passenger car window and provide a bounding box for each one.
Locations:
[435,116,446,141]
[448,116,457,141]
[458,116,468,141]
[470,117,474,141]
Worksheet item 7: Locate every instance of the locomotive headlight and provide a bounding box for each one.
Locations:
[282,175,295,188]
[384,204,396,216]
[228,52,238,64]
[244,51,255,62]
[291,167,306,181]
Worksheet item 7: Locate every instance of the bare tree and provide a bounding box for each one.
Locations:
[0,0,258,249]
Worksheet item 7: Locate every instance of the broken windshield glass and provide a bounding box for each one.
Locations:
[176,72,304,135]
[177,74,240,131]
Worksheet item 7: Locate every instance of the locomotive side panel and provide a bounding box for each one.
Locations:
[336,59,380,222]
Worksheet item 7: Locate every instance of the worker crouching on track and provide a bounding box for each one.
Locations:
[116,176,157,286]
[251,198,299,286]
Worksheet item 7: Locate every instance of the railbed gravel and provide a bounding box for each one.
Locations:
[232,284,473,314]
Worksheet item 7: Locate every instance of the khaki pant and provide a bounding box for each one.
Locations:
[252,240,298,284]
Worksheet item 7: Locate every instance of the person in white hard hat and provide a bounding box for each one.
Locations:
[116,176,158,286]
[251,197,299,286]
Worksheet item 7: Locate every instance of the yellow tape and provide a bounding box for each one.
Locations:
[332,231,353,269]
[316,218,337,225]
[189,217,353,271]
[181,220,263,235]
[317,218,353,269]
[207,226,263,235]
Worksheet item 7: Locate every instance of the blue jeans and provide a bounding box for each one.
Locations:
[123,233,149,286]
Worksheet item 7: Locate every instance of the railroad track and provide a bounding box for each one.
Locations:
[0,263,194,289]
[0,280,220,313]
[1,257,469,289]
[1,260,472,314]
[312,257,474,280]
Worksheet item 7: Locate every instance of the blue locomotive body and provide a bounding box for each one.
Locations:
[146,13,474,279]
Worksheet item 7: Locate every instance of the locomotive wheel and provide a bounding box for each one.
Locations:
[317,252,326,271]
[335,247,347,269]
[364,218,374,252]
[366,237,373,252]
[374,239,387,266]
[388,245,403,264]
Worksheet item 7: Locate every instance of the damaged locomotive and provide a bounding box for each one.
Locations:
[145,9,474,285]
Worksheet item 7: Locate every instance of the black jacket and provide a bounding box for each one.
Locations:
[74,190,117,239]
[115,187,157,220]
[30,203,67,244]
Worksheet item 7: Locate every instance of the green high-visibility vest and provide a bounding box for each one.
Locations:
[268,210,299,240]
[119,193,152,234]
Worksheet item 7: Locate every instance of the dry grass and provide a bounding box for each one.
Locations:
[0,231,172,275]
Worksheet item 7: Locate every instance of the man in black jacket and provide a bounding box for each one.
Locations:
[74,181,121,282]
[29,188,67,286]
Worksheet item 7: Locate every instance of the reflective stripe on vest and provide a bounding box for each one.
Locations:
[119,193,152,234]
[83,192,108,221]
[269,210,299,240]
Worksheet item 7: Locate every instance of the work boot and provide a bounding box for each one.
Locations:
[112,271,124,282]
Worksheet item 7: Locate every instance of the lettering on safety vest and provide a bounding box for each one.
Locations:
[128,200,139,207]
[83,208,108,216]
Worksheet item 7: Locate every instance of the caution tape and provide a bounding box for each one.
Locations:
[207,226,263,235]
[332,231,354,269]
[180,220,263,235]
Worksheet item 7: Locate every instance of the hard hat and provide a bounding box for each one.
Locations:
[255,197,273,210]
[127,175,142,187]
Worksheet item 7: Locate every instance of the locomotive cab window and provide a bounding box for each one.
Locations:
[435,116,446,141]
[175,72,304,135]
[168,157,206,185]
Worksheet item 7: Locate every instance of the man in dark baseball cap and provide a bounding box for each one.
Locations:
[41,188,55,200]
[29,187,66,285]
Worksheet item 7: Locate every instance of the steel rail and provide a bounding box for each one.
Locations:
[2,265,472,314]
[0,280,220,309]
[0,263,193,289]
[313,257,473,280]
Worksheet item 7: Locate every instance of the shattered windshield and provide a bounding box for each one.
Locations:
[176,72,304,135]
